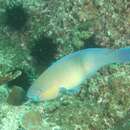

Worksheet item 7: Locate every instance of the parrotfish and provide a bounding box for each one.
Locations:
[27,47,130,101]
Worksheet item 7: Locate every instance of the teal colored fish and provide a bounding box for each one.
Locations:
[27,47,130,101]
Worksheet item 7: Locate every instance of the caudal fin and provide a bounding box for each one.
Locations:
[113,47,130,63]
[83,47,130,71]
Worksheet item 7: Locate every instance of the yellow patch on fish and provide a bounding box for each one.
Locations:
[41,85,60,100]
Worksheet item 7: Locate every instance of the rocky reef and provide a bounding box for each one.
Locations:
[0,0,130,130]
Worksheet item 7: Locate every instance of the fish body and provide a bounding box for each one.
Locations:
[27,47,130,101]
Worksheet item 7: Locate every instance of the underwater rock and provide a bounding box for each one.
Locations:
[8,70,32,92]
[21,110,42,130]
[7,86,26,106]
[0,69,22,85]
[0,38,34,89]
[109,110,130,130]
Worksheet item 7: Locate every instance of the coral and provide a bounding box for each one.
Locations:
[0,33,34,89]
[0,108,19,130]
[21,110,42,130]
[0,69,22,85]
[8,70,32,91]
[0,0,129,130]
[0,99,27,130]
[109,111,130,130]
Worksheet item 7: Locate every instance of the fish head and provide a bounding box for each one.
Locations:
[27,84,60,101]
[27,86,43,102]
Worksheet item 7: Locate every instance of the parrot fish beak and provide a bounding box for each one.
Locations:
[27,87,41,102]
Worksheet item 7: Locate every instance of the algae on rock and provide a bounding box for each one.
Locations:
[0,0,130,130]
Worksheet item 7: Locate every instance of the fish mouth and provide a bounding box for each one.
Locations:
[27,94,40,102]
[27,89,41,102]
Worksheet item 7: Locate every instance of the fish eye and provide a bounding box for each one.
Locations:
[29,95,40,102]
[27,92,40,102]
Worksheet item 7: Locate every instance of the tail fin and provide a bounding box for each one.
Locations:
[79,47,130,78]
[113,47,130,63]
[90,47,130,70]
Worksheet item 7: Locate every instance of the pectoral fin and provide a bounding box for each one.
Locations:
[59,86,81,95]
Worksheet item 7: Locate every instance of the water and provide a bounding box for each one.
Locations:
[0,0,130,130]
